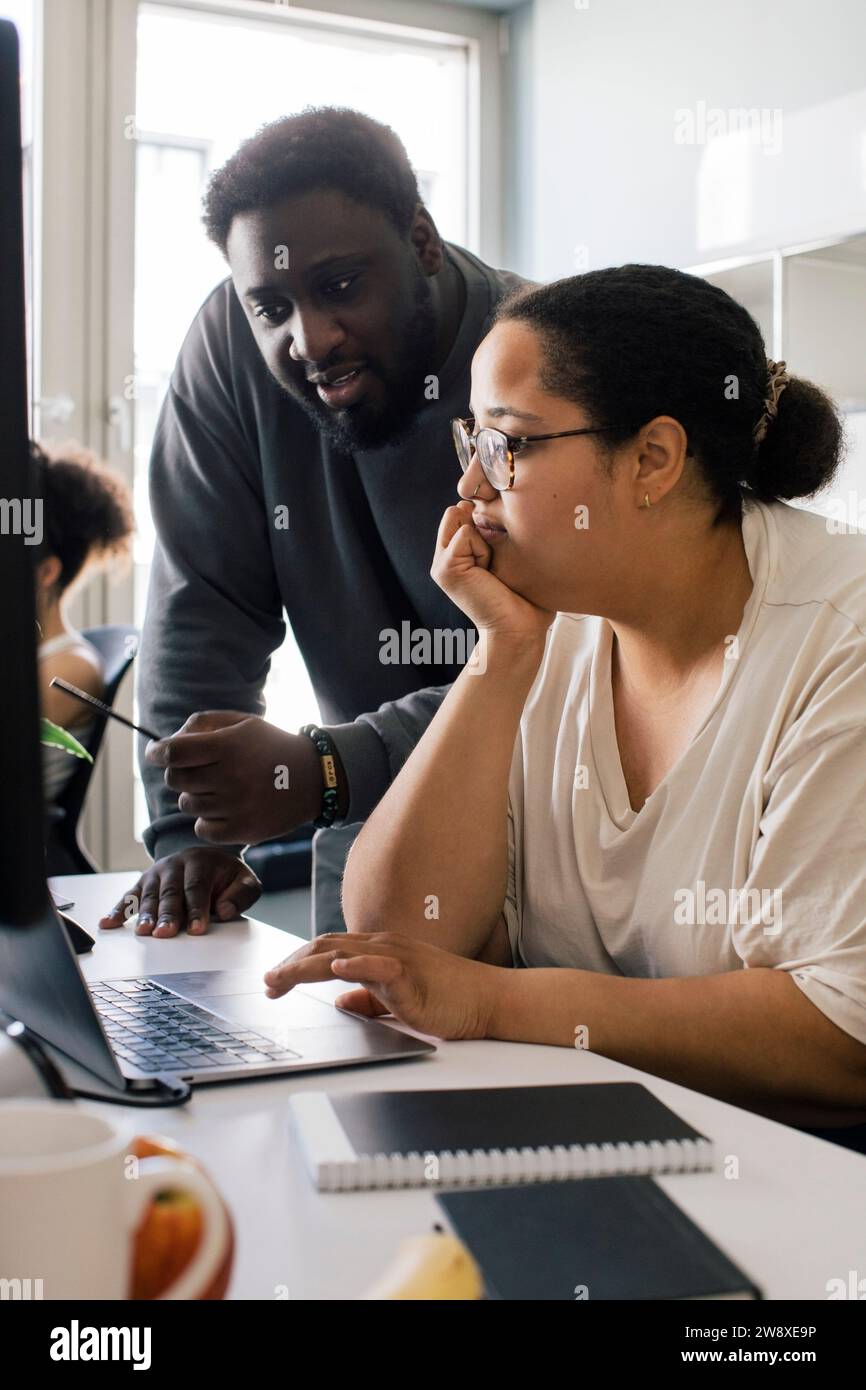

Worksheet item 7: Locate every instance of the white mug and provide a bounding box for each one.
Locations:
[0,1100,230,1300]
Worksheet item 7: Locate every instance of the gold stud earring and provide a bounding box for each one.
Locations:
[643,493,652,509]
[472,483,481,498]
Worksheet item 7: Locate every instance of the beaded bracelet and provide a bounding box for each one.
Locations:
[300,724,341,829]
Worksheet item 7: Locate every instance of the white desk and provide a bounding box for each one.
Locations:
[50,871,866,1301]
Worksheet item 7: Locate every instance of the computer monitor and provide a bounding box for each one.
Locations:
[0,18,123,1086]
[0,17,44,919]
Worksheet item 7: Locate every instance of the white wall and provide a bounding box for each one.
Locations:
[503,0,866,279]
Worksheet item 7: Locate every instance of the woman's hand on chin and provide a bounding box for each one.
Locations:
[431,502,554,646]
[263,931,502,1041]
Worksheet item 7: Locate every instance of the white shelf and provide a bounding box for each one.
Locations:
[687,232,866,519]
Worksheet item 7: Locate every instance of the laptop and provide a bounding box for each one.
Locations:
[0,19,434,1100]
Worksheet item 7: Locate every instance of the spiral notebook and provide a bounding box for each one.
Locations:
[288,1082,714,1192]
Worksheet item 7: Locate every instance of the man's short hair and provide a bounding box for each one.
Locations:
[203,106,422,254]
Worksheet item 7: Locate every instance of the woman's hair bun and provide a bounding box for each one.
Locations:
[747,376,845,503]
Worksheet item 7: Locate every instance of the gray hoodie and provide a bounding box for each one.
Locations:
[138,241,526,861]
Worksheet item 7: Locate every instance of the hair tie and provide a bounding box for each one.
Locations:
[753,359,790,444]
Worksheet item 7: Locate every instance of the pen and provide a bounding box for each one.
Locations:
[49,678,161,742]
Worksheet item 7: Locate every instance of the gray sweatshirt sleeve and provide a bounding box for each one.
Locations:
[325,683,450,824]
[139,380,286,862]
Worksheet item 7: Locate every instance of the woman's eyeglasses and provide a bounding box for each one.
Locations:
[451,416,620,492]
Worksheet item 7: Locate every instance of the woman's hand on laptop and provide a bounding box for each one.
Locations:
[263,931,503,1041]
[144,711,336,845]
[432,502,554,647]
[98,847,262,938]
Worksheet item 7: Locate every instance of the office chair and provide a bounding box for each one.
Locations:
[44,624,139,875]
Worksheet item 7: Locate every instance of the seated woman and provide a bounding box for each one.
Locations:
[34,440,133,805]
[265,265,866,1132]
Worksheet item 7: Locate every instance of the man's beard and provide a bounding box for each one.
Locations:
[275,268,439,452]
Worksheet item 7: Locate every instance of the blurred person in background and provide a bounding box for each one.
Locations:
[34,441,133,805]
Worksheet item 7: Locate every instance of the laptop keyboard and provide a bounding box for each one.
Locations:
[90,978,300,1073]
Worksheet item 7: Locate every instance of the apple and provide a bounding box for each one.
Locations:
[129,1134,234,1300]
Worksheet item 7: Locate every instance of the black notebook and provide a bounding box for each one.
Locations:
[437,1178,761,1300]
[288,1082,714,1191]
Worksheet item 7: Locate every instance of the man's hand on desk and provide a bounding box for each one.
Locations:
[144,710,344,845]
[98,846,262,938]
[263,931,502,1041]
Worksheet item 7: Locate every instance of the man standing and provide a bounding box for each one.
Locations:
[100,107,524,938]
